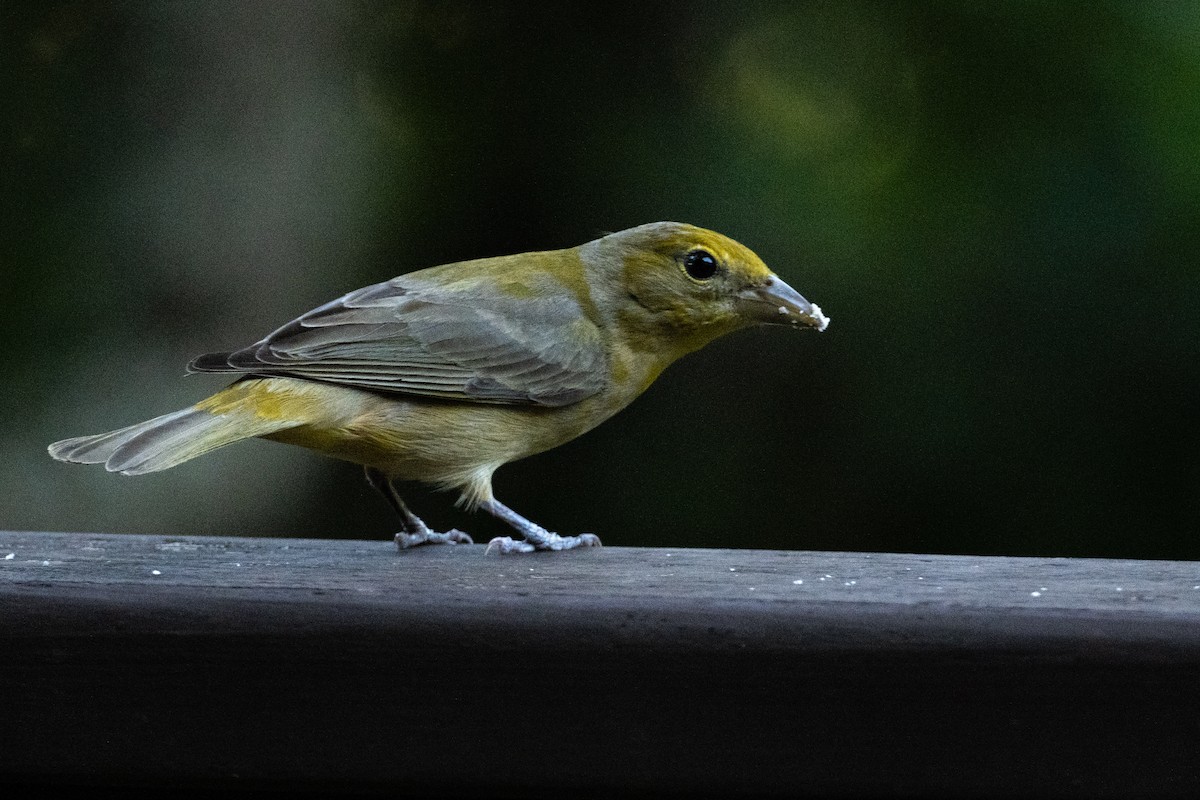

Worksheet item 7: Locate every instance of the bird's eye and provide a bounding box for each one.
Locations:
[683,250,719,281]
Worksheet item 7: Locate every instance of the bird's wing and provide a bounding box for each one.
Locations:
[189,275,609,407]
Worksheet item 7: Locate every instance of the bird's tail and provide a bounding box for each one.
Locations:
[48,384,305,476]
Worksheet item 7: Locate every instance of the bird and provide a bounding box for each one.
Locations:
[48,222,829,553]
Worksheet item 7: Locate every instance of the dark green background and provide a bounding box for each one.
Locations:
[4,1,1198,558]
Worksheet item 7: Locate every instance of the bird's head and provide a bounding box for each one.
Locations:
[585,222,829,357]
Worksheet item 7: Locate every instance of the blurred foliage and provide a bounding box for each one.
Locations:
[3,1,1198,558]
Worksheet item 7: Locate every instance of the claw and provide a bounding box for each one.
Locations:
[395,528,474,550]
[575,533,602,549]
[486,536,535,555]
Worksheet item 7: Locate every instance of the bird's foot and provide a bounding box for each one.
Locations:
[478,498,601,554]
[395,528,474,550]
[485,532,602,555]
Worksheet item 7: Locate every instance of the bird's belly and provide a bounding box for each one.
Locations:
[265,389,626,486]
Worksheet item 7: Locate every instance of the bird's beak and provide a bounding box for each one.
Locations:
[738,275,830,331]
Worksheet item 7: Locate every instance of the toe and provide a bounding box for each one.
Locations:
[446,529,474,545]
[545,533,602,551]
[395,529,475,549]
[486,536,535,555]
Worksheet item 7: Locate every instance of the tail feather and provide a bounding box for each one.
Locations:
[49,404,302,476]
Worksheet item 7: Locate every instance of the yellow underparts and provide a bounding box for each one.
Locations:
[191,375,650,509]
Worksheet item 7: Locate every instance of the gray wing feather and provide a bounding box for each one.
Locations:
[189,277,608,407]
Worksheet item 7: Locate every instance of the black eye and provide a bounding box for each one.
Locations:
[683,250,719,281]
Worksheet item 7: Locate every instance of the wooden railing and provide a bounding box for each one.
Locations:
[4,530,1199,796]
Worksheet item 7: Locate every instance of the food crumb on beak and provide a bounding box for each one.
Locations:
[811,302,830,332]
[776,300,830,332]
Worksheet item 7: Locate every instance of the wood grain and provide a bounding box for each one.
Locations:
[4,530,1200,796]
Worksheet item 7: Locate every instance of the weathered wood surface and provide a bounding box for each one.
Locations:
[4,530,1200,797]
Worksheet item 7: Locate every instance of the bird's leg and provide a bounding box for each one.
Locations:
[364,467,473,549]
[481,498,601,554]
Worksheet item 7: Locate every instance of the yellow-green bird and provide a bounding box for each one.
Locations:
[48,222,829,553]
